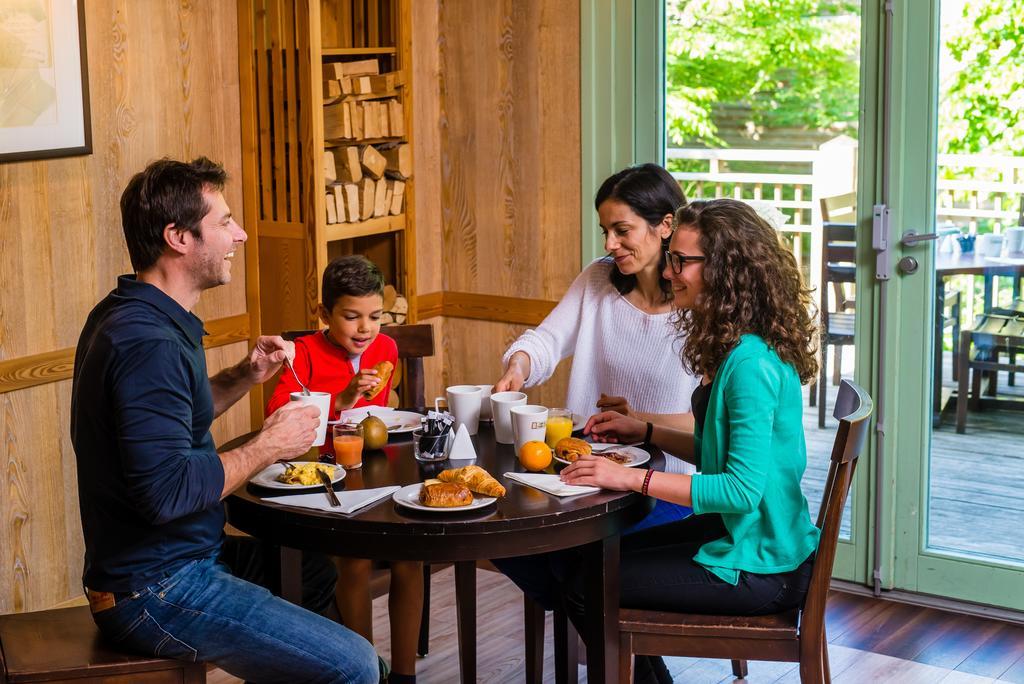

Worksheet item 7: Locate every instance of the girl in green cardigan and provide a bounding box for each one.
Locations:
[498,199,821,684]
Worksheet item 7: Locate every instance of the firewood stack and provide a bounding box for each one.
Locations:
[380,285,409,326]
[322,58,411,226]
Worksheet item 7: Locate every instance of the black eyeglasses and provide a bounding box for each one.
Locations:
[664,251,706,274]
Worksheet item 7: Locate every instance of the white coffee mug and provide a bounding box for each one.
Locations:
[476,384,494,421]
[1005,226,1024,254]
[289,391,332,446]
[436,385,484,435]
[510,404,548,453]
[490,391,527,444]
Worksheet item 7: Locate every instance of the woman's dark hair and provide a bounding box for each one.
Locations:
[672,199,818,384]
[119,157,227,272]
[594,163,686,299]
[322,255,386,312]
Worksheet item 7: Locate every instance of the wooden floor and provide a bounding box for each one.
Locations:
[801,350,1024,562]
[207,566,1024,683]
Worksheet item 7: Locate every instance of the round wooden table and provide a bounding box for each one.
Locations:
[223,421,660,684]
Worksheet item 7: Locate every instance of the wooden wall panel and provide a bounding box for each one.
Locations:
[0,0,250,614]
[416,0,581,406]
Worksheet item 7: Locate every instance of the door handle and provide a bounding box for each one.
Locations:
[901,230,941,247]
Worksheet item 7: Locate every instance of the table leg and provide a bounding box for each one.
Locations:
[584,535,621,684]
[524,595,545,684]
[280,546,303,606]
[554,607,579,684]
[454,560,476,684]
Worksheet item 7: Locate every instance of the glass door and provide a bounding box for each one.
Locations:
[887,0,1024,609]
[662,0,877,583]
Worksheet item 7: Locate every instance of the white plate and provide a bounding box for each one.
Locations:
[572,413,586,432]
[391,483,497,513]
[329,408,424,434]
[250,462,346,490]
[554,445,650,468]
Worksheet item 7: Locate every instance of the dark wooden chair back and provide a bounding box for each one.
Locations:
[800,380,874,641]
[282,324,435,408]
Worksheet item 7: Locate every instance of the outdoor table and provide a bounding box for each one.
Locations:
[222,421,660,684]
[934,252,1024,423]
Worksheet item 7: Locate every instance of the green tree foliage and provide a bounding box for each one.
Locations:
[940,0,1024,155]
[666,0,860,147]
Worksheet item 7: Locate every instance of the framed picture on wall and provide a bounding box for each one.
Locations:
[0,0,92,163]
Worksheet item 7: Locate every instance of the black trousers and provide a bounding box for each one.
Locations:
[494,513,813,627]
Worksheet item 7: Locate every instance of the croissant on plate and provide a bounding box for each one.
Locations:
[437,465,506,497]
[419,482,473,507]
[555,437,592,463]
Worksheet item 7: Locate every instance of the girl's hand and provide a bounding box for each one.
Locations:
[583,411,647,443]
[335,369,380,412]
[494,351,531,392]
[560,454,644,492]
[596,393,630,416]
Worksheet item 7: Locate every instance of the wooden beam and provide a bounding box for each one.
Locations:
[413,292,557,326]
[0,314,252,394]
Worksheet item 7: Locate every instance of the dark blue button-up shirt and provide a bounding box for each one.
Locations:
[72,276,226,592]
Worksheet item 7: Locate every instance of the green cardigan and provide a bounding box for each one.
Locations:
[689,334,820,585]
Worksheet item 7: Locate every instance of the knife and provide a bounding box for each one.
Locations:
[317,469,341,507]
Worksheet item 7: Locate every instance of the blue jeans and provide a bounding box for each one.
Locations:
[90,556,378,684]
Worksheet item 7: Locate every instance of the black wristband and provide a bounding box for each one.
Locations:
[643,421,654,445]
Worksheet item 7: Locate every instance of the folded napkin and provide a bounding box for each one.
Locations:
[261,486,401,515]
[448,423,477,460]
[503,472,600,497]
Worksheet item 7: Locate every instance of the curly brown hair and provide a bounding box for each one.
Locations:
[672,199,818,384]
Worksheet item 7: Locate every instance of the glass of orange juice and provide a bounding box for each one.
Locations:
[332,424,364,469]
[545,408,574,449]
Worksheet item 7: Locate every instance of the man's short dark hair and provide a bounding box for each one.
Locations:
[120,157,227,272]
[322,256,386,311]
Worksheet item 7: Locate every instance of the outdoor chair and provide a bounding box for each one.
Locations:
[0,605,205,683]
[955,309,1024,434]
[617,380,873,683]
[282,323,436,655]
[811,218,856,428]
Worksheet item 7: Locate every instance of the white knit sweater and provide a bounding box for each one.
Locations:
[504,259,700,472]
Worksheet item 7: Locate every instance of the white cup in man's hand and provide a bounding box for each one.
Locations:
[289,391,331,446]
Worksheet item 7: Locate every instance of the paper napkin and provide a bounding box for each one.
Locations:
[503,472,600,497]
[262,486,401,515]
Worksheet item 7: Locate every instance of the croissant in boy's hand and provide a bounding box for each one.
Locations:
[438,465,506,497]
[363,360,394,400]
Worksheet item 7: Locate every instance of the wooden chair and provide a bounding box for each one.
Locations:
[955,311,1024,434]
[282,323,436,655]
[617,380,873,683]
[0,605,205,683]
[812,218,857,428]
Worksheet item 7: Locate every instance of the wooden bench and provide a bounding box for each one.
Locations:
[0,605,204,683]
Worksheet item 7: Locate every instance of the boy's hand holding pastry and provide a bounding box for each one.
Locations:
[335,368,381,411]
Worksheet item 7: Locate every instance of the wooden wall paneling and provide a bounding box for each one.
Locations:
[208,342,255,447]
[284,1,302,224]
[255,0,276,221]
[258,239,310,337]
[396,0,417,321]
[268,0,289,224]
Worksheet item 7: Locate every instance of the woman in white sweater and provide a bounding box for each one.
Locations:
[495,163,700,440]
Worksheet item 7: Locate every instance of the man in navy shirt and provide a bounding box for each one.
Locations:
[71,157,378,683]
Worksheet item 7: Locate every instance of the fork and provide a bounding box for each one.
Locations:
[284,357,310,396]
[590,441,642,452]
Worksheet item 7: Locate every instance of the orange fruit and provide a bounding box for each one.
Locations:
[519,440,553,472]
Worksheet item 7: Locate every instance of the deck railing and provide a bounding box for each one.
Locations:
[667,142,1024,301]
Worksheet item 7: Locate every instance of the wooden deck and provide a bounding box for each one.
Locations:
[803,350,1024,564]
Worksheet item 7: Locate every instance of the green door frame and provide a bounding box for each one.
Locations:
[580,0,883,586]
[886,0,1024,610]
[580,0,664,264]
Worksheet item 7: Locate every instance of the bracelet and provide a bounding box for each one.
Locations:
[643,421,654,445]
[641,469,655,497]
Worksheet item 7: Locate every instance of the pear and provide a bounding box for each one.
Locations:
[359,415,389,450]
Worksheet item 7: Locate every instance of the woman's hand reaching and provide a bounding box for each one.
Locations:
[596,393,631,415]
[493,351,531,393]
[583,410,647,443]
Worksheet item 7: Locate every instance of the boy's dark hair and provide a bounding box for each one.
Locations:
[119,157,228,272]
[322,255,386,311]
[594,163,687,299]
